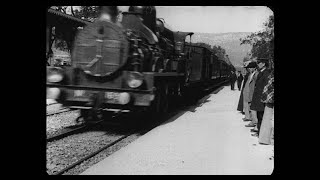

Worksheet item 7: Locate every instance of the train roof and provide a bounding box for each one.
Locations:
[47,8,92,26]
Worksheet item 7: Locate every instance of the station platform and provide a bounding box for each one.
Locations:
[81,85,274,175]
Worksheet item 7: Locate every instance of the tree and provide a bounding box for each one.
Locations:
[51,6,99,22]
[240,15,274,66]
[211,45,227,61]
[243,53,251,62]
[49,6,100,52]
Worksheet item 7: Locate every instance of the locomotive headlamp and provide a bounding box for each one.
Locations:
[47,88,60,100]
[118,92,131,105]
[47,73,63,83]
[47,68,63,83]
[127,72,143,88]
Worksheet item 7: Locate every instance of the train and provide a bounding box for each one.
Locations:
[46,6,235,123]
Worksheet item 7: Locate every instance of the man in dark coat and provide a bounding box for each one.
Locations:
[250,58,271,136]
[236,71,244,90]
[230,71,237,90]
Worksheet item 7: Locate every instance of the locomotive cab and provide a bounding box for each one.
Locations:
[156,18,175,54]
[173,31,194,56]
[172,31,194,73]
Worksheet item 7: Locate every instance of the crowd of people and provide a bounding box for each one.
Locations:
[232,58,274,146]
[229,70,244,91]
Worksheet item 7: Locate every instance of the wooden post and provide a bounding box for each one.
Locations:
[46,25,53,65]
[46,25,50,55]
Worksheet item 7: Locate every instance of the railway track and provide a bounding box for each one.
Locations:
[47,120,105,142]
[47,109,75,116]
[47,102,58,106]
[47,112,159,175]
[52,131,134,175]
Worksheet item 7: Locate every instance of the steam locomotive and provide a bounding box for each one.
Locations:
[46,6,234,123]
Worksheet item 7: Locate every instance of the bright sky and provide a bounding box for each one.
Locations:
[118,6,273,33]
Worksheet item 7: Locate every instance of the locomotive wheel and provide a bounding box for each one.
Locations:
[160,84,169,113]
[164,59,172,72]
[185,67,191,83]
[74,109,90,124]
[89,108,103,122]
[78,108,103,124]
[148,83,169,122]
[153,57,164,72]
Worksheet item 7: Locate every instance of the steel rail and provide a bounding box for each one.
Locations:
[46,120,104,143]
[52,132,134,175]
[46,109,75,116]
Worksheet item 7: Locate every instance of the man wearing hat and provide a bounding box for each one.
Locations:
[244,61,259,129]
[250,58,271,137]
[242,61,258,123]
[237,60,253,113]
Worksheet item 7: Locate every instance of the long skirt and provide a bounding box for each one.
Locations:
[237,87,244,112]
[258,103,274,144]
[243,100,251,120]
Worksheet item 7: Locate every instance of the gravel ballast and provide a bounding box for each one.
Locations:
[47,128,140,175]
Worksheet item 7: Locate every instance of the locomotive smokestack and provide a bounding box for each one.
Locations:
[128,6,157,34]
[98,6,119,23]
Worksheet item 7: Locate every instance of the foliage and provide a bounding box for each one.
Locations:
[211,45,229,63]
[50,6,99,22]
[49,6,100,52]
[240,15,274,64]
[70,6,100,22]
[242,53,251,64]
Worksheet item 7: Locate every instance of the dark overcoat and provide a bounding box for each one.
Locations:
[237,73,250,112]
[250,68,271,111]
[230,73,237,83]
[237,74,243,84]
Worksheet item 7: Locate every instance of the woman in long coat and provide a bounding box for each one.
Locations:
[237,70,249,113]
[258,70,274,145]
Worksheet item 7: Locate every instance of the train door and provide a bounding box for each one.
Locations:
[188,46,203,82]
[201,48,207,81]
[209,54,213,80]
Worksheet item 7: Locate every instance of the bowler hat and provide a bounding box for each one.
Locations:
[245,61,257,68]
[257,58,269,64]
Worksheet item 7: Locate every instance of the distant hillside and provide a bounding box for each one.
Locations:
[191,32,252,68]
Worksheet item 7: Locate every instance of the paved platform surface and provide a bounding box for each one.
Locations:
[81,85,274,175]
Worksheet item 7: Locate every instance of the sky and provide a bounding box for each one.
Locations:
[117,6,273,34]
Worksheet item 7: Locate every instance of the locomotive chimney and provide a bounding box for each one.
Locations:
[98,6,119,23]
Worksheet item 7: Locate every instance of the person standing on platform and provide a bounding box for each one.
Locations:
[237,71,244,90]
[237,61,251,113]
[250,58,270,137]
[237,68,249,114]
[245,64,259,127]
[258,69,274,145]
[242,61,257,122]
[230,71,237,90]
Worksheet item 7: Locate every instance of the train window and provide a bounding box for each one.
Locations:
[175,42,182,51]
